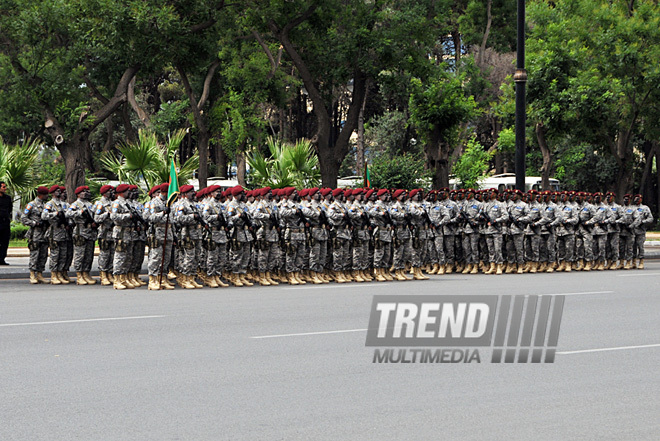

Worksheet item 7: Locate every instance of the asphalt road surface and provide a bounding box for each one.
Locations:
[1,264,659,440]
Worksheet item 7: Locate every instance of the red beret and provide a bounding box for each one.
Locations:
[299,188,309,197]
[100,185,114,195]
[209,185,221,193]
[284,187,296,197]
[75,185,89,195]
[179,184,194,194]
[365,189,374,199]
[308,187,318,196]
[377,189,389,197]
[37,186,50,195]
[344,189,352,197]
[262,187,271,196]
[197,188,207,198]
[320,188,332,197]
[332,188,343,197]
[352,188,364,195]
[393,189,405,198]
[246,190,253,198]
[115,184,130,194]
[148,185,161,196]
[49,185,60,194]
[231,186,244,196]
[59,186,66,191]
[408,189,420,198]
[159,183,169,194]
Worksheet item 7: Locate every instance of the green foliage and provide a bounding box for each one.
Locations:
[0,137,40,201]
[364,110,415,158]
[452,137,493,189]
[247,137,320,188]
[496,127,515,153]
[10,221,29,240]
[101,129,198,190]
[370,153,431,190]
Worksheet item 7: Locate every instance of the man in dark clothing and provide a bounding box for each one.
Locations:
[0,181,12,265]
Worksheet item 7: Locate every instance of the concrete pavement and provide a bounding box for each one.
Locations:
[1,262,659,440]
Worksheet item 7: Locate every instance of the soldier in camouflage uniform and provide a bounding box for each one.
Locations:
[201,185,231,288]
[248,187,280,286]
[278,187,308,285]
[389,189,412,281]
[589,192,609,270]
[226,186,254,287]
[326,188,354,283]
[368,189,393,281]
[406,189,430,280]
[347,188,372,282]
[482,188,508,275]
[300,187,330,283]
[42,185,70,284]
[619,194,636,269]
[65,186,98,285]
[575,192,596,271]
[146,183,175,290]
[173,185,204,289]
[631,194,654,269]
[110,184,136,289]
[605,192,622,269]
[21,186,50,284]
[94,185,115,285]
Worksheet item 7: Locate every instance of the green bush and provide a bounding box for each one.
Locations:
[370,153,431,190]
[10,221,29,240]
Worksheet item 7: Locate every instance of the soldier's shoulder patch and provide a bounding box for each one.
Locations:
[638,208,643,212]
[627,209,633,213]
[434,206,441,210]
[532,208,539,211]
[598,207,606,211]
[583,207,589,211]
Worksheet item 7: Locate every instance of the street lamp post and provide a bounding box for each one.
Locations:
[514,0,527,192]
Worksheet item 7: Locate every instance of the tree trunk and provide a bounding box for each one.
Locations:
[639,141,656,197]
[656,146,660,223]
[215,144,228,179]
[236,152,246,186]
[60,138,87,202]
[535,122,552,190]
[197,129,210,189]
[426,129,450,189]
[103,118,114,152]
[356,85,368,177]
[614,130,634,198]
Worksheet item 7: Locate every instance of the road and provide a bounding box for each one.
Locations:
[1,264,659,440]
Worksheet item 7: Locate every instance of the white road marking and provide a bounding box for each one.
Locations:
[617,272,660,277]
[557,343,660,355]
[251,328,368,339]
[0,315,168,327]
[547,291,613,296]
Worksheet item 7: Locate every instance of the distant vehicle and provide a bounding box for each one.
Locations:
[337,176,364,188]
[449,173,561,192]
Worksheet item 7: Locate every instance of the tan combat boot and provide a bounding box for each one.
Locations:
[51,272,62,285]
[206,274,219,288]
[445,264,453,274]
[83,272,96,285]
[190,275,204,288]
[564,261,572,272]
[29,271,39,284]
[382,269,394,281]
[437,264,445,275]
[76,272,88,285]
[530,262,537,274]
[113,274,127,290]
[36,272,48,284]
[485,263,496,275]
[265,272,279,286]
[287,272,300,285]
[496,263,503,275]
[615,260,625,270]
[470,264,478,274]
[352,271,365,282]
[100,271,112,286]
[517,264,524,274]
[147,275,160,290]
[638,259,645,269]
[546,262,555,273]
[60,272,71,284]
[257,272,271,286]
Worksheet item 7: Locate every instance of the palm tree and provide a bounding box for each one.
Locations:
[101,129,199,191]
[248,137,320,188]
[0,137,40,203]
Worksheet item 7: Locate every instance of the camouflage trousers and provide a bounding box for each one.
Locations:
[332,238,351,272]
[462,233,480,265]
[113,240,134,275]
[48,241,67,272]
[633,233,646,259]
[593,233,608,262]
[539,233,556,263]
[205,242,228,276]
[575,232,594,261]
[392,238,411,270]
[507,234,525,265]
[73,239,95,272]
[556,234,575,263]
[620,234,634,261]
[28,240,49,272]
[179,239,201,276]
[285,239,305,273]
[373,239,392,269]
[485,234,504,264]
[607,233,620,261]
[64,239,73,272]
[352,239,369,270]
[230,241,251,274]
[309,239,328,273]
[97,240,115,273]
[524,234,541,262]
[410,238,427,267]
[256,241,279,273]
[131,240,146,274]
[148,240,173,277]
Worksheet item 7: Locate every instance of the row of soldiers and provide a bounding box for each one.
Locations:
[21,183,654,289]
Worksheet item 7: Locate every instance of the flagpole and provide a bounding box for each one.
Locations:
[158,210,170,289]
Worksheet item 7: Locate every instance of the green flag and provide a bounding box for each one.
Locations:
[364,163,371,188]
[167,159,179,206]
